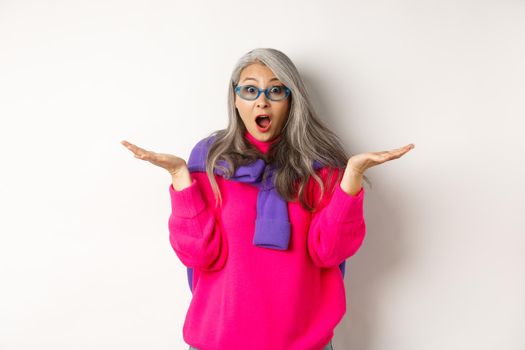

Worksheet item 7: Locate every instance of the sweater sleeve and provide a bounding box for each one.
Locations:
[168,172,228,272]
[307,167,366,269]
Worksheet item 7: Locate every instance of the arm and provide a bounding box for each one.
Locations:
[307,167,366,269]
[168,172,228,272]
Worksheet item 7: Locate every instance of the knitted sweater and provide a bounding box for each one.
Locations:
[168,131,366,350]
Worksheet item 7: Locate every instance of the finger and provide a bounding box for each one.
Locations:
[371,149,402,162]
[134,153,150,160]
[392,145,408,153]
[125,142,148,156]
[385,145,413,160]
[396,144,415,155]
[121,140,139,149]
[397,144,415,153]
[121,140,137,151]
[387,145,411,156]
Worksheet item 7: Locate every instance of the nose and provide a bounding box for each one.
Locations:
[255,90,269,108]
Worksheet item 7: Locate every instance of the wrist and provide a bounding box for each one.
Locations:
[346,168,363,178]
[170,166,190,178]
[341,166,363,196]
[346,161,364,177]
[171,167,192,191]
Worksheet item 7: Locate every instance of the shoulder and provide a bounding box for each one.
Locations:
[190,134,217,155]
[188,134,220,168]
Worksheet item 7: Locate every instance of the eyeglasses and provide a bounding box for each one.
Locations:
[235,84,291,101]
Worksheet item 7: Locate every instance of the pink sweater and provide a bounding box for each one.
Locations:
[168,132,366,350]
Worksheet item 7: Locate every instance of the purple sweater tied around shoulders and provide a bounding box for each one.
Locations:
[183,135,346,291]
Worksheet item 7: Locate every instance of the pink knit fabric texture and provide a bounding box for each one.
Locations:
[168,132,366,350]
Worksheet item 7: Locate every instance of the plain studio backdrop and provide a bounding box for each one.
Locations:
[0,0,524,349]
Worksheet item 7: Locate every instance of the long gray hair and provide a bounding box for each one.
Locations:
[202,48,371,212]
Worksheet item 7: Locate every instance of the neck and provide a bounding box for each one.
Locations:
[244,130,281,154]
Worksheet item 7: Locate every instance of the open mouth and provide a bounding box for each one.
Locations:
[255,115,272,131]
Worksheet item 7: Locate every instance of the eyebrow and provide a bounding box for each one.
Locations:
[241,77,280,83]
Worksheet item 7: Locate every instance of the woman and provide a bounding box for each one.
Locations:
[121,48,414,350]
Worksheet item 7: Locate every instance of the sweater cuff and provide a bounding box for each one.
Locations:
[328,183,365,223]
[169,178,207,218]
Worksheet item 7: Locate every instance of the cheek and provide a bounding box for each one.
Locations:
[234,98,242,112]
[236,102,251,121]
[236,97,247,109]
[276,103,290,121]
[234,95,244,109]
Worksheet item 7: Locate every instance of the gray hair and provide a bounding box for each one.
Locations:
[202,47,371,211]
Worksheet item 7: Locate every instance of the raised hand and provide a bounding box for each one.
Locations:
[341,143,415,196]
[120,140,189,177]
[347,143,415,176]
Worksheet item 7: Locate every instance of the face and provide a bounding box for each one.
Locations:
[235,63,290,142]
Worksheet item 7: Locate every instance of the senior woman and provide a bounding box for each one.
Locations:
[121,47,414,350]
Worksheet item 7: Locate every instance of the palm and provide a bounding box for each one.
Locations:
[121,140,187,175]
[348,143,415,175]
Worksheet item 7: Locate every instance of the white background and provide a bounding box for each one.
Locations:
[1,0,524,349]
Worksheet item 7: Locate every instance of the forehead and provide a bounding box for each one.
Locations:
[239,63,280,82]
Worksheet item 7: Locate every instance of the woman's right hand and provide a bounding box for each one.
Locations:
[120,140,189,177]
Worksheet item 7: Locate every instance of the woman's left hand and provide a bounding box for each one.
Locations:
[347,143,415,176]
[340,143,415,195]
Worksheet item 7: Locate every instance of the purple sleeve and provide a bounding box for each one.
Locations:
[307,169,366,269]
[168,174,228,271]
